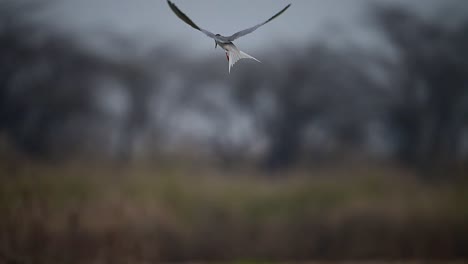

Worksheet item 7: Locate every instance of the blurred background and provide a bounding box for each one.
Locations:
[0,0,467,263]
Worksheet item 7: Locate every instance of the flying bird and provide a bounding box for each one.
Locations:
[167,0,291,73]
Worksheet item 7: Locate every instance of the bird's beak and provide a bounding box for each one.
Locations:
[215,42,217,49]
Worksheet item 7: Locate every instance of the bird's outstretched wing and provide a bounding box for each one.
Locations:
[167,0,217,39]
[227,4,291,41]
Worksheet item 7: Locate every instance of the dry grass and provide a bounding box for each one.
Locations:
[0,160,467,263]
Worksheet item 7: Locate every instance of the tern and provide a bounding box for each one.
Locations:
[167,0,291,73]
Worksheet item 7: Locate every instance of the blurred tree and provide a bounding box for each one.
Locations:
[230,43,395,169]
[375,5,468,170]
[2,0,467,171]
[0,0,156,161]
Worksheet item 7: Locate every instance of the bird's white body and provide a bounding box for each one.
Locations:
[216,42,261,73]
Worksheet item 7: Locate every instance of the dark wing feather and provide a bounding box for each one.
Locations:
[167,0,200,30]
[227,4,291,41]
[167,0,217,39]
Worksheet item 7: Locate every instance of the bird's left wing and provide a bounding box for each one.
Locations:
[167,0,217,40]
[227,4,291,41]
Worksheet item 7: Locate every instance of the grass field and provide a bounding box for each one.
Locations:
[0,159,467,263]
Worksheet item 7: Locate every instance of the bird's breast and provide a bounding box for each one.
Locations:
[217,41,233,51]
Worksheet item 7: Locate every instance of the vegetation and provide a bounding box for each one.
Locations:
[0,161,467,263]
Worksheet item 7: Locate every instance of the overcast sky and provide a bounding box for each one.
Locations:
[38,0,463,56]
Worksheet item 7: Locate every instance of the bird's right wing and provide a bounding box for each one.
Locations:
[167,0,217,39]
[227,3,291,41]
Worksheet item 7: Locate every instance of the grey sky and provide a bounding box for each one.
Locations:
[40,0,459,56]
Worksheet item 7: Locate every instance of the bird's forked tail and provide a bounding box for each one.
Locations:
[227,47,260,73]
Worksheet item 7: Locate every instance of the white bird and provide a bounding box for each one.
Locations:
[167,0,291,73]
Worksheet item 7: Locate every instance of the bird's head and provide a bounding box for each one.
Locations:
[215,34,221,49]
